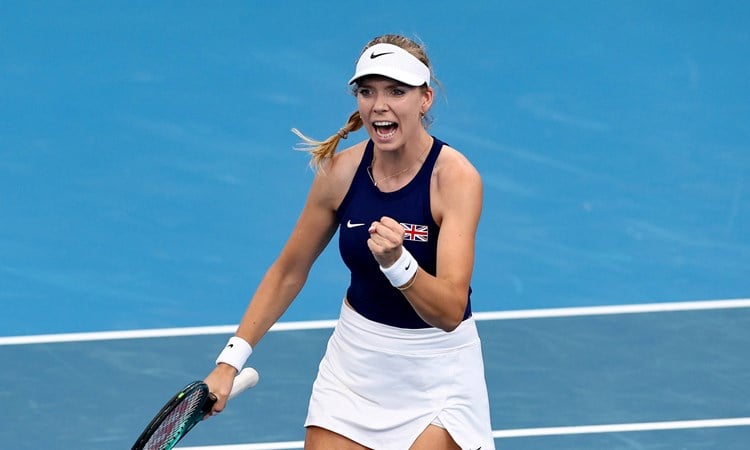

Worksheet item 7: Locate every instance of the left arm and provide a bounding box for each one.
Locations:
[368,149,482,331]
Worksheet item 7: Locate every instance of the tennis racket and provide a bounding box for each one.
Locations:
[131,367,260,450]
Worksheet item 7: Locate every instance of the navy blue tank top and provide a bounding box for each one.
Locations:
[336,137,473,328]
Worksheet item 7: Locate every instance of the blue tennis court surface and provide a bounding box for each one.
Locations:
[2,1,749,449]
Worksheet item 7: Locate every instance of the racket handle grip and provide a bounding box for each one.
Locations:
[228,367,260,400]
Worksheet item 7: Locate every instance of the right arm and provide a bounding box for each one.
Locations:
[205,143,363,413]
[232,175,340,349]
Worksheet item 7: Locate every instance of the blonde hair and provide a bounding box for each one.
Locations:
[293,34,436,170]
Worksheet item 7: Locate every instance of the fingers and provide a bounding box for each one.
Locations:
[368,217,403,244]
[368,216,404,267]
[368,222,400,251]
[374,216,402,234]
[204,367,234,418]
[208,394,228,417]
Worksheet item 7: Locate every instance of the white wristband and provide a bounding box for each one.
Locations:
[379,248,418,288]
[216,336,252,373]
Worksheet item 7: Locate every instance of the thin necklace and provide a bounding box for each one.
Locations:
[367,139,432,187]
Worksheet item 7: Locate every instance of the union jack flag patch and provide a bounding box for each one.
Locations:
[401,223,429,242]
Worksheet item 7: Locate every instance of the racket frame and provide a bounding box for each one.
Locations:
[131,368,259,450]
[131,381,213,450]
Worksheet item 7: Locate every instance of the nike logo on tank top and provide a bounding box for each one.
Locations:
[336,137,472,328]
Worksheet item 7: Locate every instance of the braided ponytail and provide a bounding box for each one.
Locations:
[292,111,363,170]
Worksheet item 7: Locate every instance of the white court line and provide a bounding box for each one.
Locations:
[5,298,750,448]
[1,298,749,346]
[491,417,750,438]
[181,442,304,450]
[178,417,750,449]
[473,297,750,320]
[0,320,336,346]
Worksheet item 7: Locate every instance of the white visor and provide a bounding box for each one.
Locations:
[348,43,431,87]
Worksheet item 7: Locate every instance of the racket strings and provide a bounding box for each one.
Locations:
[145,388,207,450]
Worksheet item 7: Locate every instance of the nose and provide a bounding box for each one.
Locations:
[373,93,389,113]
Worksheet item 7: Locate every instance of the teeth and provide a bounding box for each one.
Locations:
[374,121,395,127]
[376,128,396,138]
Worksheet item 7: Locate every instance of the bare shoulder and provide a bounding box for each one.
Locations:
[320,140,366,187]
[311,140,367,208]
[431,143,482,226]
[433,144,482,189]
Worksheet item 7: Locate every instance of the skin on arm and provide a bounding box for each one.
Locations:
[367,147,482,331]
[204,146,362,413]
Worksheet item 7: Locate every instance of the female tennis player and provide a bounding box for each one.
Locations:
[205,34,495,449]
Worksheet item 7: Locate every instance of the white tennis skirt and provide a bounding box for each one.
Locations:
[305,302,495,450]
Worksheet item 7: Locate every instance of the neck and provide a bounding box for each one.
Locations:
[368,136,432,188]
[376,133,432,165]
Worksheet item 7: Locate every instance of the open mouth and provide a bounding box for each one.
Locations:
[373,121,398,139]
